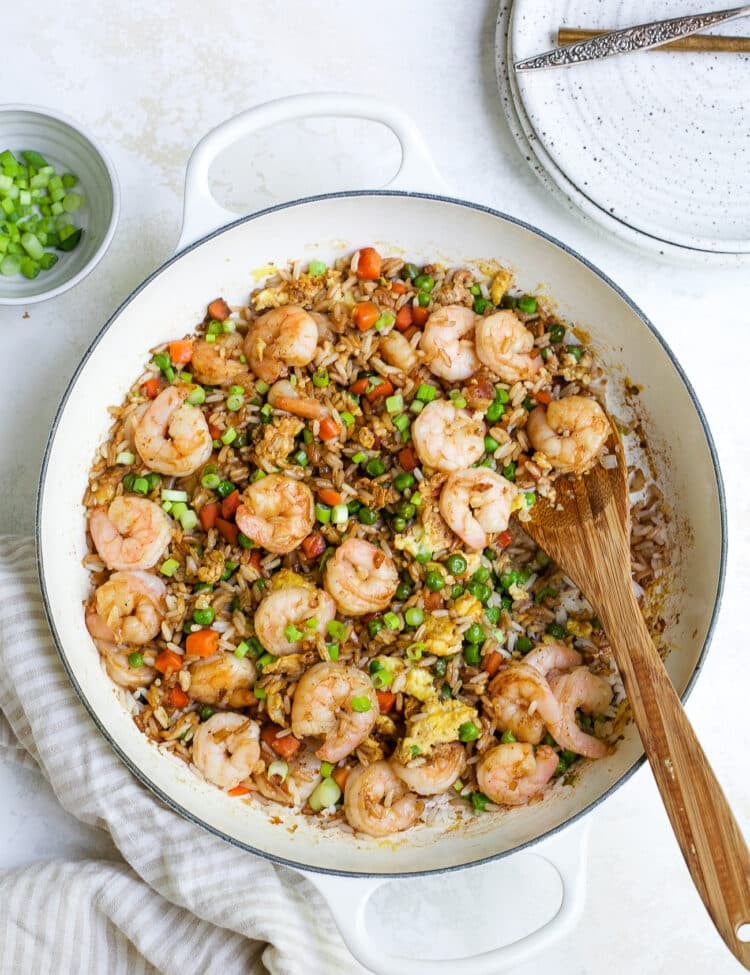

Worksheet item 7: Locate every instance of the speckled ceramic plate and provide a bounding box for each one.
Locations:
[497,0,750,262]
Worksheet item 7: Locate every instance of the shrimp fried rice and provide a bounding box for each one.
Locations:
[83,246,668,837]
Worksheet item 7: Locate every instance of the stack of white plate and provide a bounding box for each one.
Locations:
[495,0,750,264]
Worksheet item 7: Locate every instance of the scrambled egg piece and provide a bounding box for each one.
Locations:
[451,593,484,621]
[566,619,593,640]
[398,697,479,761]
[404,668,436,702]
[489,268,512,305]
[252,287,290,311]
[420,615,462,658]
[268,569,312,591]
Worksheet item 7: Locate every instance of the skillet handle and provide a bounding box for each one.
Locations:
[176,93,447,251]
[305,819,589,975]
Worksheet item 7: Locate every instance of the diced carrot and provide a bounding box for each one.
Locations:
[208,423,222,440]
[154,649,183,675]
[168,340,193,364]
[424,590,444,611]
[185,629,219,658]
[167,686,189,709]
[301,533,327,559]
[395,304,413,331]
[199,502,220,531]
[349,377,369,395]
[398,446,418,471]
[248,550,263,571]
[497,529,513,548]
[366,378,393,402]
[318,488,342,507]
[355,247,382,281]
[484,651,503,677]
[207,298,231,321]
[376,690,396,714]
[319,417,341,442]
[534,390,552,405]
[261,725,302,759]
[353,301,380,331]
[221,490,241,520]
[215,518,239,545]
[412,304,429,327]
[332,766,351,791]
[227,785,251,797]
[391,281,407,295]
[141,377,161,399]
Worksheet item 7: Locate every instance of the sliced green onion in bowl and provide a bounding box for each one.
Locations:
[267,760,289,782]
[115,451,135,466]
[162,489,189,503]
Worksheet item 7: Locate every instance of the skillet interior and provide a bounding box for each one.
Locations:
[37,192,725,876]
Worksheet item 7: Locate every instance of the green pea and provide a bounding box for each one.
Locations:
[413,273,435,292]
[400,262,420,281]
[473,297,491,314]
[548,323,566,344]
[395,500,416,520]
[463,643,481,666]
[546,623,567,640]
[516,635,532,654]
[464,623,485,644]
[451,583,465,600]
[424,570,445,592]
[404,607,424,627]
[485,401,505,423]
[432,658,448,678]
[128,651,143,668]
[192,607,215,625]
[391,516,407,533]
[396,580,414,601]
[393,472,415,492]
[445,553,467,576]
[365,457,385,477]
[518,295,537,315]
[358,507,378,525]
[471,566,490,584]
[368,619,384,638]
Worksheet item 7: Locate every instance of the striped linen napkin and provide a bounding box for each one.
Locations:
[0,537,365,975]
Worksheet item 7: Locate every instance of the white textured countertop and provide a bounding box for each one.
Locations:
[3,2,749,972]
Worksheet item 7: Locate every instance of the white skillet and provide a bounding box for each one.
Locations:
[36,94,726,974]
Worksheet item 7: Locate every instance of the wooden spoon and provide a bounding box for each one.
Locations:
[520,429,750,967]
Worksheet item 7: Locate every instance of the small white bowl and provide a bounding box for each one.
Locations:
[0,105,120,305]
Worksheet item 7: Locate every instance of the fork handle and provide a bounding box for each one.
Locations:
[599,593,750,967]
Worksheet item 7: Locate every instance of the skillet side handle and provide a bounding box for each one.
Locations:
[176,92,448,251]
[305,820,589,975]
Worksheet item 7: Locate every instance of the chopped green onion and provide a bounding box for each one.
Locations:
[255,379,269,394]
[340,411,355,427]
[383,611,402,631]
[350,695,372,713]
[226,393,244,411]
[308,777,342,811]
[385,394,404,413]
[392,413,411,434]
[315,502,331,523]
[312,369,330,388]
[320,761,334,778]
[415,383,437,403]
[308,260,327,277]
[115,451,135,466]
[331,503,349,525]
[284,623,303,643]
[161,489,188,503]
[253,686,267,700]
[201,472,221,489]
[268,760,289,782]
[351,450,366,464]
[221,427,237,446]
[326,642,340,661]
[406,642,424,661]
[160,558,179,577]
[238,532,254,549]
[180,509,199,532]
[292,448,308,467]
[132,477,149,495]
[187,386,206,405]
[371,669,393,690]
[326,620,347,641]
[234,641,250,659]
[470,792,489,812]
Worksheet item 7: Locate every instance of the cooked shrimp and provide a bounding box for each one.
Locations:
[411,400,485,473]
[474,310,544,383]
[102,648,156,690]
[323,538,398,616]
[439,469,516,550]
[89,497,173,571]
[526,396,609,474]
[488,663,562,745]
[477,742,558,806]
[549,668,612,759]
[244,304,318,383]
[190,332,247,386]
[343,760,422,837]
[235,473,315,554]
[188,652,257,708]
[254,586,336,655]
[133,385,213,477]
[525,642,582,679]
[420,305,479,381]
[192,712,261,790]
[391,742,466,796]
[86,570,166,644]
[267,380,326,420]
[379,330,418,373]
[291,661,379,762]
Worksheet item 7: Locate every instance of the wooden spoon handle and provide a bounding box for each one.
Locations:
[602,603,750,966]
